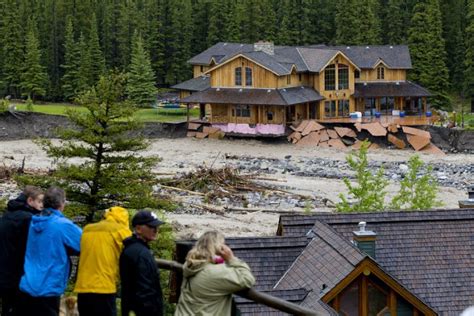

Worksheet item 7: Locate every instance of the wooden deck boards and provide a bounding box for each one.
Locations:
[317,115,438,126]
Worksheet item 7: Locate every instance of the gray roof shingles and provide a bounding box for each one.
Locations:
[171,75,210,92]
[277,208,474,314]
[354,81,431,97]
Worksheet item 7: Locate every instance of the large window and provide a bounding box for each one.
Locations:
[380,97,394,115]
[338,64,349,89]
[324,101,336,117]
[354,70,360,79]
[338,100,350,117]
[235,67,242,86]
[377,66,385,80]
[234,105,250,117]
[324,65,336,90]
[245,67,252,86]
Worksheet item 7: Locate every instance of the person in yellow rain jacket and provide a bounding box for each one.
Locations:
[74,206,132,316]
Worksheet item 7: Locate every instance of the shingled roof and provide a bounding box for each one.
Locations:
[179,86,323,106]
[171,75,210,92]
[188,42,413,72]
[277,208,474,314]
[354,81,431,97]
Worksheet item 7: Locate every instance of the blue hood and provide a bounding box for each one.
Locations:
[30,209,64,233]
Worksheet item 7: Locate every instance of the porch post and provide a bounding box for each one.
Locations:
[422,97,427,113]
[186,103,190,125]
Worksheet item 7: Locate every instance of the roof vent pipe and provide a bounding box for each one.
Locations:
[353,222,376,258]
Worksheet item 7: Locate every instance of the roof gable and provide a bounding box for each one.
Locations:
[297,48,360,72]
[329,45,412,69]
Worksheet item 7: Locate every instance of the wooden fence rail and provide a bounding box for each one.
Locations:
[155,258,321,316]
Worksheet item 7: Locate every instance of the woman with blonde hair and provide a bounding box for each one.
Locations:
[175,231,255,316]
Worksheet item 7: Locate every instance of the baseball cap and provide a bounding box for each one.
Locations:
[132,210,165,227]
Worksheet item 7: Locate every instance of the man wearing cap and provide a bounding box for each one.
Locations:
[119,210,164,316]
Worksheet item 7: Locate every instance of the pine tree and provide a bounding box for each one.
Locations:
[464,0,474,101]
[382,0,405,44]
[207,0,228,46]
[61,17,81,101]
[335,0,381,45]
[77,33,92,94]
[88,14,106,84]
[408,0,450,109]
[144,0,166,84]
[225,0,244,42]
[127,32,157,107]
[2,5,24,98]
[32,72,160,221]
[20,19,48,100]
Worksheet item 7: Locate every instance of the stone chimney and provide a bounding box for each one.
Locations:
[353,222,376,258]
[254,41,274,55]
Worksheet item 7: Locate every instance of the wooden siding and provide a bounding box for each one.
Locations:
[193,65,210,78]
[209,104,286,124]
[358,68,407,82]
[209,57,279,88]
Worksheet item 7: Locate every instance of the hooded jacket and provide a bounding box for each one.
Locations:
[19,208,82,297]
[175,257,256,316]
[120,234,163,316]
[74,206,132,294]
[0,194,40,293]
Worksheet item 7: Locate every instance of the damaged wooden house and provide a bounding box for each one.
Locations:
[171,208,474,315]
[173,41,432,137]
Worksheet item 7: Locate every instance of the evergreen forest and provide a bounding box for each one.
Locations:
[0,0,473,110]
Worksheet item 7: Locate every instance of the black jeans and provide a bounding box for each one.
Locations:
[15,292,60,316]
[77,293,116,316]
[0,292,15,316]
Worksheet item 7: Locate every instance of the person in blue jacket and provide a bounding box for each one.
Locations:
[18,187,82,316]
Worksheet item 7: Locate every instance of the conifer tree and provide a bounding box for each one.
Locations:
[192,0,211,55]
[335,0,381,45]
[127,32,157,107]
[144,0,166,84]
[2,6,24,98]
[225,0,244,42]
[207,0,229,47]
[20,19,48,100]
[61,18,81,101]
[77,33,92,94]
[464,0,474,102]
[32,72,159,221]
[383,0,405,44]
[408,0,450,108]
[88,14,106,84]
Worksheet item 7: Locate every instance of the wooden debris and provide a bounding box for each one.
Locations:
[203,126,221,135]
[186,131,197,137]
[361,122,387,137]
[287,132,302,143]
[341,138,355,146]
[387,124,399,134]
[327,129,339,139]
[346,130,357,138]
[302,120,325,136]
[387,134,406,149]
[369,143,380,150]
[419,143,445,156]
[328,138,346,149]
[195,132,207,139]
[406,134,431,151]
[296,131,321,146]
[334,127,354,138]
[354,122,362,132]
[351,140,363,150]
[295,120,310,132]
[319,129,330,142]
[402,126,431,139]
[318,141,330,147]
[188,122,201,131]
[208,131,225,139]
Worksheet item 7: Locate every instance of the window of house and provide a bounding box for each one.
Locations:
[235,67,242,85]
[200,65,204,73]
[267,111,273,121]
[354,70,360,79]
[339,282,359,316]
[338,64,349,89]
[324,100,336,117]
[377,66,385,80]
[245,67,252,86]
[235,105,250,117]
[338,100,350,117]
[325,65,336,90]
[287,75,291,85]
[299,73,302,82]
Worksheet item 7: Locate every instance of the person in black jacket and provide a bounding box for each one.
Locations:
[119,210,165,316]
[0,186,44,316]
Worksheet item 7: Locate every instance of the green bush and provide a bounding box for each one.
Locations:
[0,98,9,113]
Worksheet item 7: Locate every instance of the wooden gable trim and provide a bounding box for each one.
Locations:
[319,51,361,73]
[203,53,286,76]
[373,59,390,69]
[321,258,436,315]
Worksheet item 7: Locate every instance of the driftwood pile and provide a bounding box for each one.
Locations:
[187,123,225,139]
[288,120,445,155]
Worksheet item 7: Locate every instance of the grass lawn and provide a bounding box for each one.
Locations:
[13,103,199,123]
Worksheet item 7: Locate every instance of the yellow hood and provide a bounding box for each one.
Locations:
[105,206,129,227]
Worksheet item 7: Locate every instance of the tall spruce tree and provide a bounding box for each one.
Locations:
[34,72,159,221]
[408,0,450,109]
[88,14,106,84]
[464,0,474,101]
[144,0,166,84]
[127,32,157,107]
[20,19,48,100]
[61,17,81,101]
[335,0,381,45]
[2,5,24,98]
[77,33,92,94]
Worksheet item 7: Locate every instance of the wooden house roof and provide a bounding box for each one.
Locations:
[179,86,323,105]
[188,42,413,72]
[171,75,210,92]
[354,81,432,97]
[277,208,474,314]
